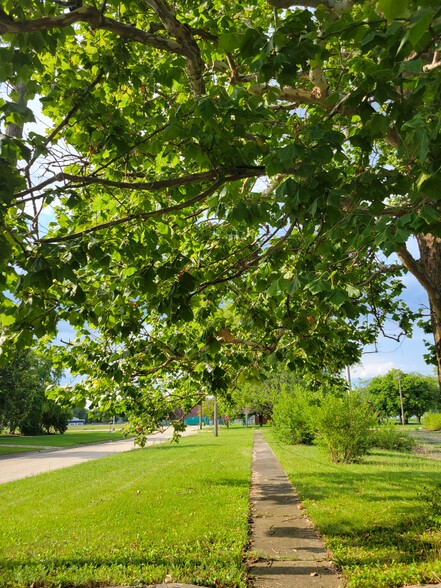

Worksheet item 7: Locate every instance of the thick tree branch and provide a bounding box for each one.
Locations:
[141,0,205,95]
[0,5,183,54]
[397,244,440,305]
[13,166,265,204]
[39,173,264,243]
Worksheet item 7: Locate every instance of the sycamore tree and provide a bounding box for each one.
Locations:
[0,0,440,428]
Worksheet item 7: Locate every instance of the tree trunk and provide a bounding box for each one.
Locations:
[416,233,441,391]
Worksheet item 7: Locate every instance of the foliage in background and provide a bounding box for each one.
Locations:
[422,413,441,431]
[0,349,69,435]
[314,390,378,463]
[0,0,440,427]
[366,370,440,423]
[272,382,318,444]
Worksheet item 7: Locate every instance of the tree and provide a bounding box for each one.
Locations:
[0,349,67,434]
[366,369,440,423]
[0,0,440,428]
[0,349,39,433]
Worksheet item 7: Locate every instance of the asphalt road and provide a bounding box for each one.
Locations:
[0,426,199,484]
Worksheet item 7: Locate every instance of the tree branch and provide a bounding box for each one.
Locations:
[38,173,262,243]
[0,5,183,54]
[397,244,439,304]
[13,166,265,204]
[140,0,205,95]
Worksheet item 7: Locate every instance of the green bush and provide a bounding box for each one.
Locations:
[272,385,316,445]
[373,422,416,452]
[314,391,377,463]
[422,413,441,431]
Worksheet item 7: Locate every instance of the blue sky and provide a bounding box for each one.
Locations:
[351,241,435,382]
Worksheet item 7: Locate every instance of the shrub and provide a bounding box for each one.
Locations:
[422,413,441,431]
[314,391,377,463]
[373,422,416,452]
[272,385,316,445]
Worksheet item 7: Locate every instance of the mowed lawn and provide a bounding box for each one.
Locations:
[0,429,126,451]
[0,428,253,588]
[264,428,441,588]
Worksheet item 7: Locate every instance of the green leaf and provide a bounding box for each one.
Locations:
[329,289,348,308]
[287,276,301,295]
[346,284,361,298]
[407,8,433,49]
[377,0,410,19]
[218,32,244,52]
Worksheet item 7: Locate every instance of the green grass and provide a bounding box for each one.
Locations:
[0,428,253,588]
[0,446,38,456]
[0,430,126,450]
[263,428,441,588]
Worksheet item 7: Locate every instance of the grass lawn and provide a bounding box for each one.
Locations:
[0,446,38,456]
[264,428,441,588]
[0,430,126,452]
[0,428,253,588]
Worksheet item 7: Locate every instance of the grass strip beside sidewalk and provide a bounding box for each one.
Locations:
[264,428,441,588]
[0,430,126,450]
[0,446,38,456]
[0,428,253,588]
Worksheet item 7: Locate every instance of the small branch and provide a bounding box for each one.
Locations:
[26,71,104,171]
[249,84,328,107]
[423,52,441,72]
[358,264,403,287]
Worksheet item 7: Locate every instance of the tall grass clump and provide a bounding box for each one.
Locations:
[423,413,441,431]
[373,421,416,452]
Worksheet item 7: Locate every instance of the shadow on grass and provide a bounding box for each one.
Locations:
[147,443,218,451]
[0,545,242,574]
[202,477,251,488]
[330,518,440,566]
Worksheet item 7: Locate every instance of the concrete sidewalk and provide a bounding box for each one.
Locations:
[248,431,342,588]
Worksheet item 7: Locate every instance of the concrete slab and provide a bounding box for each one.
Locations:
[249,560,342,588]
[251,515,329,560]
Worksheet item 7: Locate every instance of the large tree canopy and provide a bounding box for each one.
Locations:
[0,0,440,426]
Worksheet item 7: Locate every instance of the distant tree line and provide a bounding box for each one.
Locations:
[0,350,70,435]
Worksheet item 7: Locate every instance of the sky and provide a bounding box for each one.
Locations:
[350,242,435,383]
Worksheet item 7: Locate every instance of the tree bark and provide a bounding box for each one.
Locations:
[416,233,441,391]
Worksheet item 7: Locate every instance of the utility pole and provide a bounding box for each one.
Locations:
[199,403,203,429]
[398,373,405,426]
[345,365,352,391]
